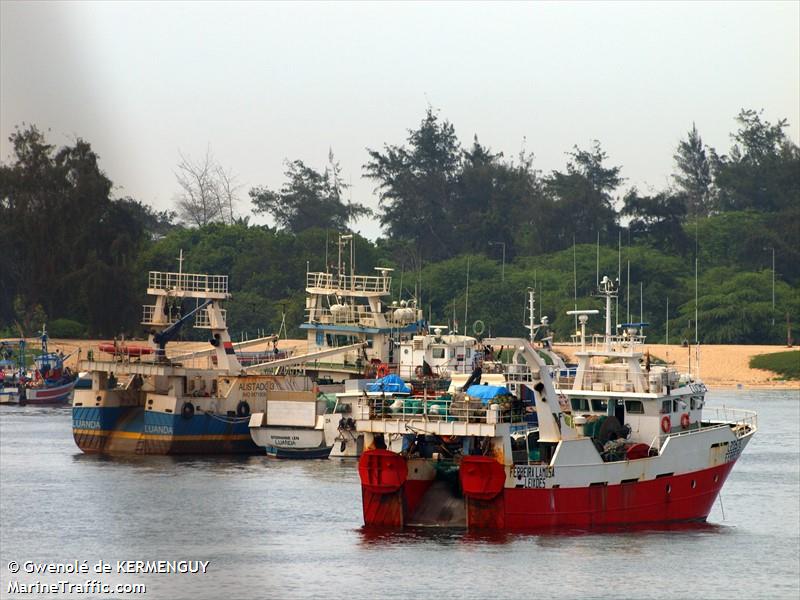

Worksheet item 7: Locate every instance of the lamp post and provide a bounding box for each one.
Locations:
[488,241,506,282]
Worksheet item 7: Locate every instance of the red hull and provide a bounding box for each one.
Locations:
[360,453,737,530]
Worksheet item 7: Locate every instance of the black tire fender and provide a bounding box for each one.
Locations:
[181,402,195,420]
[236,401,250,418]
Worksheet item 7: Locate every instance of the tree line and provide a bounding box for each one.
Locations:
[1,108,797,344]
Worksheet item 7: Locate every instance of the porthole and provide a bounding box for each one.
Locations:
[666,484,671,494]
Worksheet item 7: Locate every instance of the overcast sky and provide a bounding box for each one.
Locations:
[2,1,798,239]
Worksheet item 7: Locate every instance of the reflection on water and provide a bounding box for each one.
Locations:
[1,389,798,599]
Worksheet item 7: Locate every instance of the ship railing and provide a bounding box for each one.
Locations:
[306,306,383,328]
[662,406,758,441]
[357,395,527,425]
[700,406,758,433]
[148,271,229,295]
[554,366,647,392]
[141,305,179,326]
[306,272,391,294]
[84,347,220,371]
[554,365,694,393]
[395,362,479,380]
[193,307,227,329]
[567,333,648,352]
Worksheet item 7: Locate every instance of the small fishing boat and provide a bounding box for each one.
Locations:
[21,328,76,406]
[355,276,757,530]
[0,340,26,404]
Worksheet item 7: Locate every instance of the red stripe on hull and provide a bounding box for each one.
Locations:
[25,381,75,405]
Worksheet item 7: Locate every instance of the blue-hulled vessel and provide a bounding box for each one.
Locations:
[72,256,315,455]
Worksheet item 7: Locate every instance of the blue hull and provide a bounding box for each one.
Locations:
[72,406,261,455]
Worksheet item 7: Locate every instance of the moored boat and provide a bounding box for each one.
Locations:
[21,328,76,406]
[72,258,330,455]
[355,276,757,530]
[0,340,26,405]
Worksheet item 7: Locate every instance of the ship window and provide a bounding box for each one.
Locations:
[661,400,672,414]
[590,399,608,412]
[431,347,445,359]
[690,396,703,410]
[465,348,471,358]
[626,400,644,414]
[571,398,589,411]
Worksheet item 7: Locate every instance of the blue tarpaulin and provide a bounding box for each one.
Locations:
[366,374,412,394]
[466,384,511,404]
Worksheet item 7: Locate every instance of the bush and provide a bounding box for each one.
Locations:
[48,318,86,339]
[749,350,800,380]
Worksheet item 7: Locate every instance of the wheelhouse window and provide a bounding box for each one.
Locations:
[590,399,608,412]
[661,400,672,414]
[626,400,644,414]
[571,398,589,411]
[690,396,703,410]
[431,346,446,359]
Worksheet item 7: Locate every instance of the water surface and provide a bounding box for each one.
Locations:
[1,389,798,599]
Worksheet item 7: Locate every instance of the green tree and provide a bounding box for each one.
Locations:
[250,152,370,233]
[711,109,800,212]
[673,123,713,216]
[364,108,461,261]
[0,125,148,335]
[622,189,689,254]
[545,141,622,248]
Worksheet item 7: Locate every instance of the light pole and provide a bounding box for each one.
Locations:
[488,241,505,282]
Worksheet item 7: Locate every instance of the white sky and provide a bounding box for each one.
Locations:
[2,1,798,239]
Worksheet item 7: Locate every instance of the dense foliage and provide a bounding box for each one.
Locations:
[749,351,800,380]
[1,108,798,344]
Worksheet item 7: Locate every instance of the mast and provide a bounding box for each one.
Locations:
[626,260,631,324]
[617,231,621,330]
[527,288,536,344]
[573,236,578,332]
[695,256,699,344]
[464,257,470,336]
[596,231,600,288]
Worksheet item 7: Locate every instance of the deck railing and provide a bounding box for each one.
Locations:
[141,305,179,326]
[193,307,227,329]
[306,272,391,294]
[554,365,689,394]
[357,395,527,425]
[702,406,758,432]
[306,305,382,327]
[148,271,229,295]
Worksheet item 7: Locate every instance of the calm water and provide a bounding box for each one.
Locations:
[1,389,798,600]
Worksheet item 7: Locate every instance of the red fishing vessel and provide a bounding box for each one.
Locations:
[356,277,757,530]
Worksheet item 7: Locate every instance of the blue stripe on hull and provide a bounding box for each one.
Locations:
[72,406,261,455]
